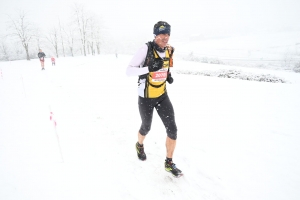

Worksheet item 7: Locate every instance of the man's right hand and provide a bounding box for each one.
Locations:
[148,58,163,72]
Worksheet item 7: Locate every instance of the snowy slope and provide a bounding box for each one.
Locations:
[0,55,300,200]
[173,30,300,70]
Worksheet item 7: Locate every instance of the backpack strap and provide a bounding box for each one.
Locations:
[166,45,174,67]
[143,41,154,67]
[138,41,153,83]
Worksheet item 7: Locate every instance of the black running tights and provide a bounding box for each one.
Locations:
[138,93,177,140]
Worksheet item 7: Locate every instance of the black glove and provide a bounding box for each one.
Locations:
[148,58,164,72]
[167,72,174,84]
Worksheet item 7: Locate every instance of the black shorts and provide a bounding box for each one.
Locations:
[138,92,177,140]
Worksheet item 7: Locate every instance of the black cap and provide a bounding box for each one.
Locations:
[153,21,171,36]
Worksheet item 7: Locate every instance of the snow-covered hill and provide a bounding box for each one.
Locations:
[0,55,300,200]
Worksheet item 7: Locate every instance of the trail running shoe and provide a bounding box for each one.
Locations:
[135,142,146,161]
[165,160,183,177]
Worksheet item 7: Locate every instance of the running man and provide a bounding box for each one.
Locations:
[126,21,182,177]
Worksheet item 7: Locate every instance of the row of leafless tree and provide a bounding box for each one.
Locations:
[0,4,106,61]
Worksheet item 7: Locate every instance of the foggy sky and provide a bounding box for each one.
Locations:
[1,0,300,44]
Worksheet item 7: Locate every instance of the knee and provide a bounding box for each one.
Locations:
[167,126,177,140]
[139,125,151,136]
[167,132,177,140]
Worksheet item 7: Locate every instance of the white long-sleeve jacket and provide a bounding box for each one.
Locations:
[126,44,170,98]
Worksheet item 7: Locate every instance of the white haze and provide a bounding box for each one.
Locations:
[1,0,300,53]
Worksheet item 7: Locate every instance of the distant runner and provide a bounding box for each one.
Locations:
[51,56,56,66]
[38,49,46,70]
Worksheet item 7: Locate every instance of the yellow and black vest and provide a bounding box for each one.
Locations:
[139,42,174,98]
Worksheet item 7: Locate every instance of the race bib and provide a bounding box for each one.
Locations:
[151,70,167,82]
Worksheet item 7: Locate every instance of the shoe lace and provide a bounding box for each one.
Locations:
[138,146,145,155]
[168,162,181,173]
[171,163,177,169]
[166,161,177,169]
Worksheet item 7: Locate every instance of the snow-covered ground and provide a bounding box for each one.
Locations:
[0,54,300,200]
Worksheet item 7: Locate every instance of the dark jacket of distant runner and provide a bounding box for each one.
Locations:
[38,52,46,61]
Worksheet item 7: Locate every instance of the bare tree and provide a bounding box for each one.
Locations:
[88,16,98,56]
[0,37,10,61]
[47,27,59,58]
[58,18,66,57]
[73,4,90,56]
[87,41,90,54]
[63,26,76,57]
[94,26,102,55]
[7,11,35,60]
[88,16,104,55]
[33,28,42,51]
